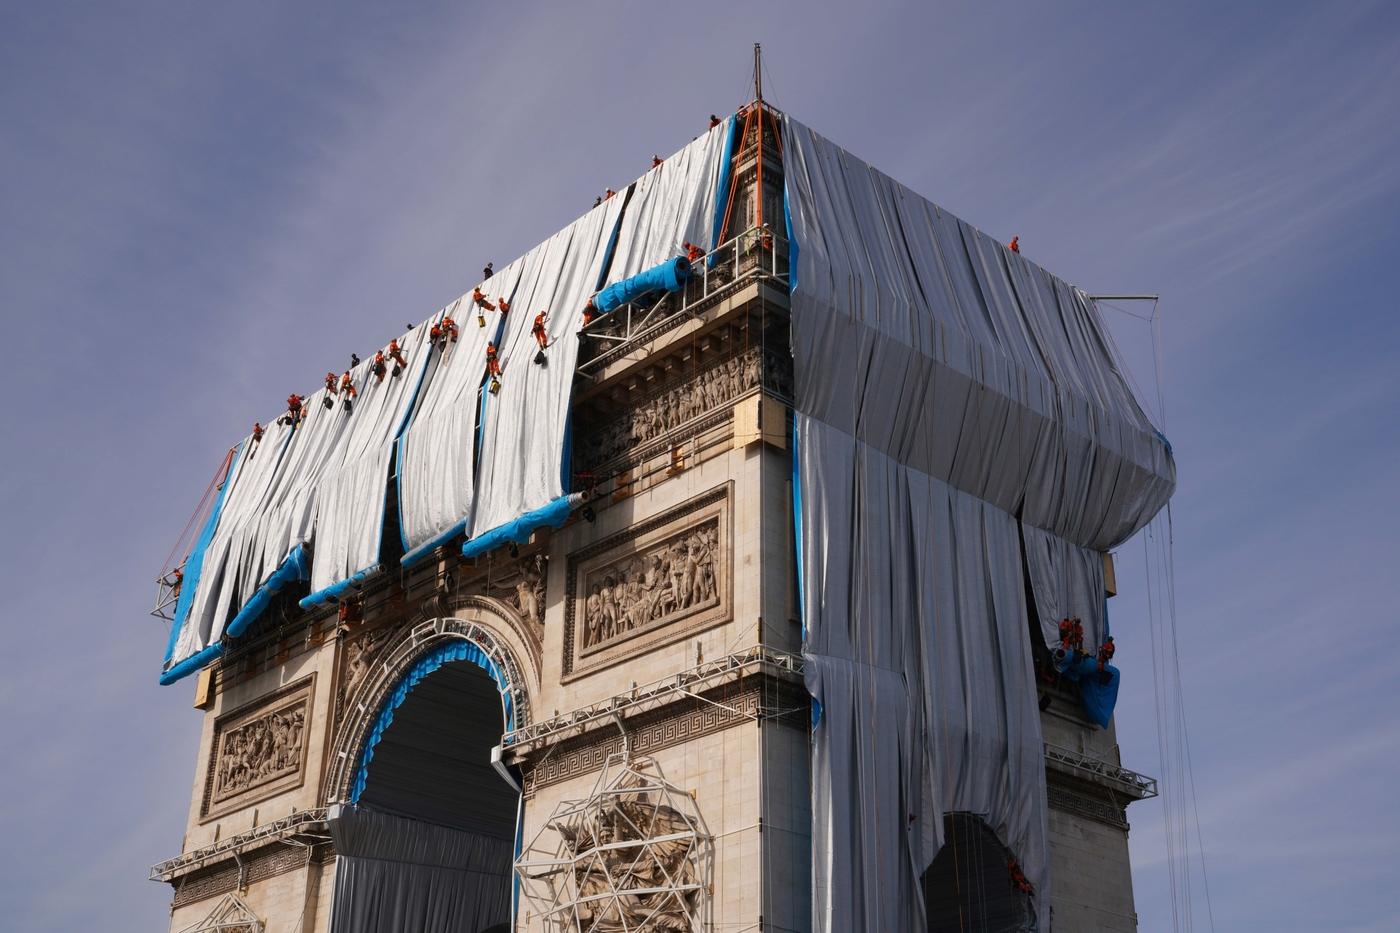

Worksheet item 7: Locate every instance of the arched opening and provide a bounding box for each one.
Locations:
[330,643,521,933]
[922,813,1034,933]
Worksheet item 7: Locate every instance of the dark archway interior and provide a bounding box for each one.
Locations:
[922,813,1034,933]
[357,660,518,838]
[331,659,519,933]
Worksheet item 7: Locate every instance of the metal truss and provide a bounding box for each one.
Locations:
[1043,743,1159,800]
[149,808,330,883]
[516,754,713,932]
[504,645,804,752]
[174,892,265,933]
[577,225,789,378]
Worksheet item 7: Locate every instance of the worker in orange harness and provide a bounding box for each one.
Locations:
[251,422,264,444]
[497,296,510,317]
[339,371,357,412]
[531,311,550,365]
[484,342,502,394]
[683,241,706,263]
[1070,617,1085,654]
[433,315,459,351]
[322,372,338,409]
[371,350,388,383]
[652,154,664,168]
[1096,636,1115,682]
[604,188,616,200]
[388,338,407,376]
[1007,857,1035,895]
[281,393,305,427]
[1058,618,1074,651]
[1008,235,1020,253]
[581,298,597,328]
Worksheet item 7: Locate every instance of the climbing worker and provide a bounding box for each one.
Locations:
[350,352,361,368]
[251,422,264,444]
[322,372,338,408]
[472,286,495,327]
[1070,618,1085,654]
[1058,618,1074,650]
[532,311,549,365]
[593,196,602,207]
[388,338,407,376]
[339,371,357,412]
[429,321,442,345]
[683,241,706,263]
[1092,636,1114,672]
[371,350,387,383]
[497,296,510,317]
[709,114,721,129]
[441,315,459,346]
[281,393,305,427]
[581,298,597,328]
[652,154,664,168]
[1008,235,1020,253]
[604,188,616,200]
[1007,857,1035,895]
[483,261,493,280]
[485,342,502,394]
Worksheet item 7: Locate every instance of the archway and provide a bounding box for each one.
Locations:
[329,637,523,933]
[921,813,1035,933]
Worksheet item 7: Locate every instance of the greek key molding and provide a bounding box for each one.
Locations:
[562,484,731,681]
[201,676,314,821]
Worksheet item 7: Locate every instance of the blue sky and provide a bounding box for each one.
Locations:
[2,1,1397,930]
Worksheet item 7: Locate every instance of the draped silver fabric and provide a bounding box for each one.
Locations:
[784,114,1174,931]
[329,806,512,933]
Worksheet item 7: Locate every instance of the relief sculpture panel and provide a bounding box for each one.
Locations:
[202,677,313,820]
[564,485,730,680]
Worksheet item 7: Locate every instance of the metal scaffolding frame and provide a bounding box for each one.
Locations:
[1043,743,1159,800]
[516,753,714,933]
[174,892,266,933]
[503,644,805,752]
[578,225,788,378]
[149,808,330,883]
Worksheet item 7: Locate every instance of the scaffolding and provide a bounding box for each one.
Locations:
[516,754,713,933]
[577,225,789,378]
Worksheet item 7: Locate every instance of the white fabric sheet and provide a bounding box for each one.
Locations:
[469,197,625,537]
[784,114,1176,930]
[604,118,730,281]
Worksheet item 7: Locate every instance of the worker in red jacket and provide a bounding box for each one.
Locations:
[532,311,549,349]
[485,342,502,394]
[388,338,407,376]
[1008,235,1020,253]
[371,350,387,383]
[282,393,305,427]
[339,372,357,412]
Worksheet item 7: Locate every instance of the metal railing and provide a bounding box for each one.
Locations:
[149,808,330,882]
[577,225,789,376]
[504,645,805,750]
[1043,743,1159,799]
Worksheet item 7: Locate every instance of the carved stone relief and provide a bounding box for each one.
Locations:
[484,553,548,635]
[564,485,730,680]
[577,346,791,471]
[202,677,313,820]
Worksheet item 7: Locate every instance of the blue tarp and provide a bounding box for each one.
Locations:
[226,543,311,638]
[299,561,382,610]
[593,256,691,315]
[461,493,582,560]
[349,638,513,802]
[709,114,741,260]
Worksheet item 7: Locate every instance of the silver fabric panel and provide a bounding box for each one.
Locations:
[470,197,625,537]
[800,418,1050,931]
[605,118,730,279]
[784,115,1175,930]
[1021,522,1108,651]
[310,321,435,592]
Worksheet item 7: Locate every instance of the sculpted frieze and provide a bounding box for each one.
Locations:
[202,677,313,819]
